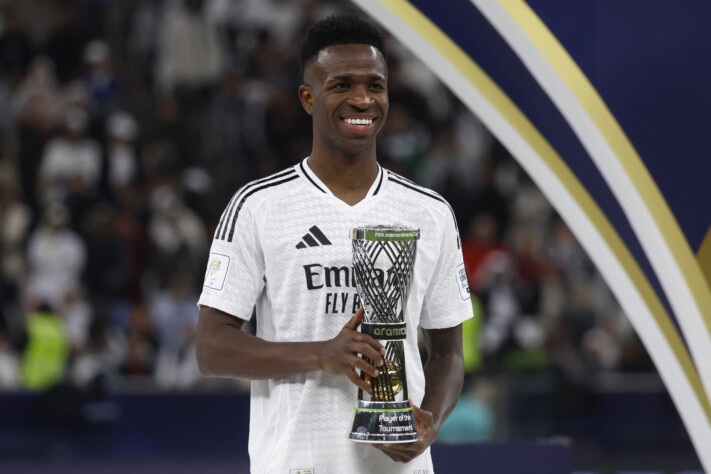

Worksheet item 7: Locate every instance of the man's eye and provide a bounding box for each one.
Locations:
[371,84,385,90]
[334,83,349,89]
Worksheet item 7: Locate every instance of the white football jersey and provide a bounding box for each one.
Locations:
[199,158,473,474]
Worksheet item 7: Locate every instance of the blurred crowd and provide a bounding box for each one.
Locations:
[0,0,653,396]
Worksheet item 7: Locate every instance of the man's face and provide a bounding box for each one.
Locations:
[299,44,388,157]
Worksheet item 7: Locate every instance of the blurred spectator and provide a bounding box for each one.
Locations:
[20,302,70,391]
[239,78,276,162]
[221,0,305,48]
[0,320,20,388]
[80,39,120,116]
[128,0,164,86]
[155,0,227,95]
[0,328,20,390]
[14,56,62,211]
[477,251,520,359]
[417,128,464,189]
[38,106,101,208]
[106,110,139,193]
[70,316,127,389]
[62,79,91,114]
[84,203,131,319]
[150,273,200,388]
[471,159,510,236]
[0,79,12,151]
[581,315,621,371]
[0,5,33,84]
[146,185,207,288]
[379,103,430,176]
[58,285,92,352]
[386,52,438,130]
[114,196,150,304]
[198,69,251,195]
[462,212,505,294]
[180,166,215,231]
[546,317,587,385]
[546,217,593,280]
[0,168,31,335]
[122,303,158,376]
[510,225,544,319]
[142,94,197,171]
[262,90,312,169]
[44,1,88,83]
[510,173,551,236]
[454,105,493,179]
[26,203,86,308]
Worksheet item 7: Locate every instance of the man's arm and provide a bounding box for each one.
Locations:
[375,323,464,463]
[195,305,385,393]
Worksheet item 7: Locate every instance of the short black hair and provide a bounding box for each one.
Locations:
[300,14,386,75]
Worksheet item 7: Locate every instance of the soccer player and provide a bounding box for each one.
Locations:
[196,14,473,473]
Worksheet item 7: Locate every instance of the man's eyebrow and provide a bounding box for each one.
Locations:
[328,74,386,82]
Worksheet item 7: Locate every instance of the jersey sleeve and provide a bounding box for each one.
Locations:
[419,207,474,330]
[198,199,265,321]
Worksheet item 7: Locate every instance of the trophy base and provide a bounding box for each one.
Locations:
[348,400,419,443]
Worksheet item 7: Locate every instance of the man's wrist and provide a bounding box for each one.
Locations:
[307,341,324,372]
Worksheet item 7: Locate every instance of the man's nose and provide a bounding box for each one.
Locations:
[348,85,374,108]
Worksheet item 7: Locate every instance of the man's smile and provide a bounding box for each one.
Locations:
[342,116,375,131]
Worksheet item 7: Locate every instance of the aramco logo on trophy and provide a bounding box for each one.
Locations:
[348,225,420,443]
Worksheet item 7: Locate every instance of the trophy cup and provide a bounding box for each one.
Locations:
[348,225,420,443]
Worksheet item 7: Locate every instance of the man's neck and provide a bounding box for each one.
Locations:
[307,151,379,206]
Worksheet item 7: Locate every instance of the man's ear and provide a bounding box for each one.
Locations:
[298,84,314,115]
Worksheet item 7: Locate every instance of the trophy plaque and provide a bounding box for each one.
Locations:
[348,225,420,443]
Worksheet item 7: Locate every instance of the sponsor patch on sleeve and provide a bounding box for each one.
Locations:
[456,262,470,301]
[204,253,230,291]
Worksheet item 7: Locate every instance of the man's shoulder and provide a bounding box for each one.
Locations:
[383,169,453,214]
[213,165,303,242]
[231,165,304,210]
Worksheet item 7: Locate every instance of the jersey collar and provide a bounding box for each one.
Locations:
[299,157,385,199]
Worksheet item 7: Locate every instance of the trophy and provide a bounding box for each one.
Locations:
[348,225,420,443]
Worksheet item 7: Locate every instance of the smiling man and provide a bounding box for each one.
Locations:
[196,15,473,473]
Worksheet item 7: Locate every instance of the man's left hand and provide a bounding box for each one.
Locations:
[372,401,438,464]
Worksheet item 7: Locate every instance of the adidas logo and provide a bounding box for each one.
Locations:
[296,226,332,249]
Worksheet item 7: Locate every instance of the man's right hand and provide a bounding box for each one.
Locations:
[317,308,386,394]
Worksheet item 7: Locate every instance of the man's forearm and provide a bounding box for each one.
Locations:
[196,314,323,379]
[421,351,465,430]
[196,305,384,393]
[420,325,465,431]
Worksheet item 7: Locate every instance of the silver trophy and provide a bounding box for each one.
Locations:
[348,225,420,443]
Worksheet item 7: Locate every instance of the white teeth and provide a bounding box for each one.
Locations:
[345,118,372,126]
